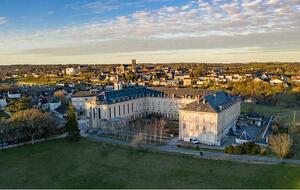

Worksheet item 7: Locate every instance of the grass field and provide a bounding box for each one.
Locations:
[241,103,300,116]
[241,103,300,125]
[0,139,300,188]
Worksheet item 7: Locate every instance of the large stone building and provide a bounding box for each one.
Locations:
[179,91,241,146]
[71,91,96,116]
[85,84,241,146]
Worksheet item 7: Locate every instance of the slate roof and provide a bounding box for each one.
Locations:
[95,87,163,104]
[72,91,95,97]
[151,87,215,99]
[55,104,67,115]
[181,91,240,113]
[50,96,60,103]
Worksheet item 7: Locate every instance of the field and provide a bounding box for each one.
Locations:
[241,103,300,116]
[241,103,300,125]
[0,139,300,188]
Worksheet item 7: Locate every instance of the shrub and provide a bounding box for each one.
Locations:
[224,145,235,154]
[234,146,242,154]
[225,142,262,155]
[177,144,181,148]
[250,144,261,155]
[269,134,292,159]
[260,148,268,156]
[196,145,200,150]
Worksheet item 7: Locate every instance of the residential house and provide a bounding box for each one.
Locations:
[7,90,21,99]
[0,94,7,110]
[71,91,96,117]
[49,96,61,112]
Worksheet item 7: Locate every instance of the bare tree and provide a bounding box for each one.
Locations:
[132,132,144,148]
[269,133,293,159]
[158,117,167,144]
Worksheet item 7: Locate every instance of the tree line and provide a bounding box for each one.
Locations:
[0,109,58,150]
[0,105,80,150]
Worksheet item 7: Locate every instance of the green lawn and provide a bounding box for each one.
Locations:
[0,139,300,188]
[242,103,300,125]
[241,103,300,116]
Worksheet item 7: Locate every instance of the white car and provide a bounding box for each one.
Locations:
[190,138,199,144]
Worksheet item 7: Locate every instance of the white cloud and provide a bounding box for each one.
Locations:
[2,0,300,56]
[0,17,7,25]
[81,0,121,13]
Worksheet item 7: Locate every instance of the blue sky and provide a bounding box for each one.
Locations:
[0,0,185,32]
[0,0,300,64]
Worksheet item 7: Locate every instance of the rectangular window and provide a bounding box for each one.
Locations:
[119,105,121,116]
[109,108,111,119]
[114,106,116,117]
[123,104,125,115]
[132,102,134,112]
[203,126,206,134]
[127,103,130,114]
[98,108,101,119]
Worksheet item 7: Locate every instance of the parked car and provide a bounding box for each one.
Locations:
[190,137,199,144]
[97,130,103,135]
[86,129,98,135]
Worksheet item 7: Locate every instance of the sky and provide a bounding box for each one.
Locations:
[0,0,300,65]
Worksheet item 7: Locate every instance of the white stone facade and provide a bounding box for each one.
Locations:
[86,96,197,129]
[179,97,241,145]
[85,87,241,146]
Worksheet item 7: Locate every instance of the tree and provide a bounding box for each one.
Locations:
[132,133,144,148]
[158,117,167,144]
[0,118,7,151]
[5,97,32,114]
[54,90,66,104]
[65,105,80,141]
[269,133,292,159]
[9,108,44,144]
[193,64,206,79]
[41,112,56,141]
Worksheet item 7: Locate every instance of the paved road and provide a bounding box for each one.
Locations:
[87,135,300,165]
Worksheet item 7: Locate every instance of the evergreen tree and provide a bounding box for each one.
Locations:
[65,105,80,142]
